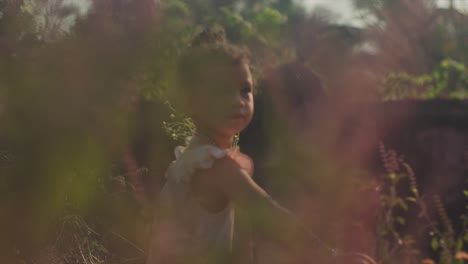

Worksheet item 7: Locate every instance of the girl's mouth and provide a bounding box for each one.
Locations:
[227,113,245,120]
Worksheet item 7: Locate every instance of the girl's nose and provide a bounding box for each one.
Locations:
[232,94,246,108]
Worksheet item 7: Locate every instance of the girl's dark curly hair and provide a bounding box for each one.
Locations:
[176,26,251,94]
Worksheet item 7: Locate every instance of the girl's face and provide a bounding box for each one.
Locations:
[188,61,254,138]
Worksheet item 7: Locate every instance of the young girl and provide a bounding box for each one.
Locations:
[145,28,346,264]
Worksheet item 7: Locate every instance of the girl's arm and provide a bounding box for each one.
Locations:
[207,156,337,262]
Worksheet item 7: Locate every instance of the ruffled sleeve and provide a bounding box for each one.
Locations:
[168,145,230,183]
[159,144,254,207]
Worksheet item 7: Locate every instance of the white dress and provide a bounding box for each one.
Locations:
[146,138,253,264]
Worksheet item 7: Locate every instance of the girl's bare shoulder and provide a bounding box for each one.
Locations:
[214,149,254,177]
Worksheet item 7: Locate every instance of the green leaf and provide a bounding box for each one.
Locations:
[395,198,408,211]
[457,239,463,251]
[406,197,417,203]
[164,0,191,17]
[221,7,244,27]
[396,217,406,225]
[20,2,34,14]
[464,190,468,197]
[431,238,439,251]
[254,7,287,26]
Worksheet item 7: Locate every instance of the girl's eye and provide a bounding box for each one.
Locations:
[241,85,252,95]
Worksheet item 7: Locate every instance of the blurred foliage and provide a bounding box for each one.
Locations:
[381,59,468,100]
[377,143,468,264]
[2,0,468,263]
